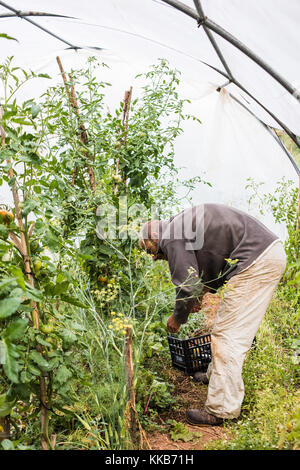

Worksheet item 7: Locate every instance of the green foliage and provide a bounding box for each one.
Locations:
[207,286,299,450]
[167,419,202,442]
[0,56,204,449]
[176,310,206,339]
[0,393,15,417]
[136,369,176,411]
[207,178,300,451]
[1,54,297,452]
[246,177,299,269]
[0,34,18,42]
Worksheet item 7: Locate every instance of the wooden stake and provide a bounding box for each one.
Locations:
[114,87,133,195]
[56,56,96,192]
[124,326,139,447]
[50,433,57,449]
[56,56,70,100]
[123,87,133,135]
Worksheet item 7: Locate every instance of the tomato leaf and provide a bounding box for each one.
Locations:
[30,103,41,119]
[1,340,20,383]
[0,296,22,319]
[0,393,16,417]
[2,318,28,341]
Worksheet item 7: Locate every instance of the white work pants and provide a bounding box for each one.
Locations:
[205,241,286,419]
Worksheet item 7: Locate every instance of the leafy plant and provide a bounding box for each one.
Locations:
[246,177,299,269]
[167,419,202,442]
[0,56,206,449]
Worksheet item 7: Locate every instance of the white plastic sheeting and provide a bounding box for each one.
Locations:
[0,1,299,237]
[174,87,297,238]
[0,0,300,134]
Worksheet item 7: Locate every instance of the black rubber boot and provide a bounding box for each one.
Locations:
[186,408,223,426]
[193,371,209,384]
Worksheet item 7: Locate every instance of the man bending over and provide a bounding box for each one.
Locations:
[138,204,286,426]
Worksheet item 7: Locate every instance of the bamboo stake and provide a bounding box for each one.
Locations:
[114,87,133,195]
[68,71,96,191]
[123,87,133,135]
[56,56,70,99]
[56,56,96,191]
[56,57,77,186]
[0,108,50,450]
[124,326,139,447]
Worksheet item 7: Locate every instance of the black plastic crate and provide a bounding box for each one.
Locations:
[167,333,211,376]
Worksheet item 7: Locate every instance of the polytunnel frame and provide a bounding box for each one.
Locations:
[161,1,300,160]
[0,0,299,176]
[0,0,78,48]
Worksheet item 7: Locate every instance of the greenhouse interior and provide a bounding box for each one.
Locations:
[0,0,299,454]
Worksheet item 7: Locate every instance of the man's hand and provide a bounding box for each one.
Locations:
[166,314,181,333]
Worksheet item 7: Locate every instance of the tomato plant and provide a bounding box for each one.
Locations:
[0,56,205,449]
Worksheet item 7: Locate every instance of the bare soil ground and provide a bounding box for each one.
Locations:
[146,293,229,450]
[145,370,227,450]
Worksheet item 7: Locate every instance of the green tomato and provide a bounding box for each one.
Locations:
[30,240,40,253]
[40,323,54,334]
[34,259,42,272]
[112,174,122,183]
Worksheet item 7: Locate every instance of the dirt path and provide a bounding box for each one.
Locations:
[146,370,227,450]
[146,293,228,450]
